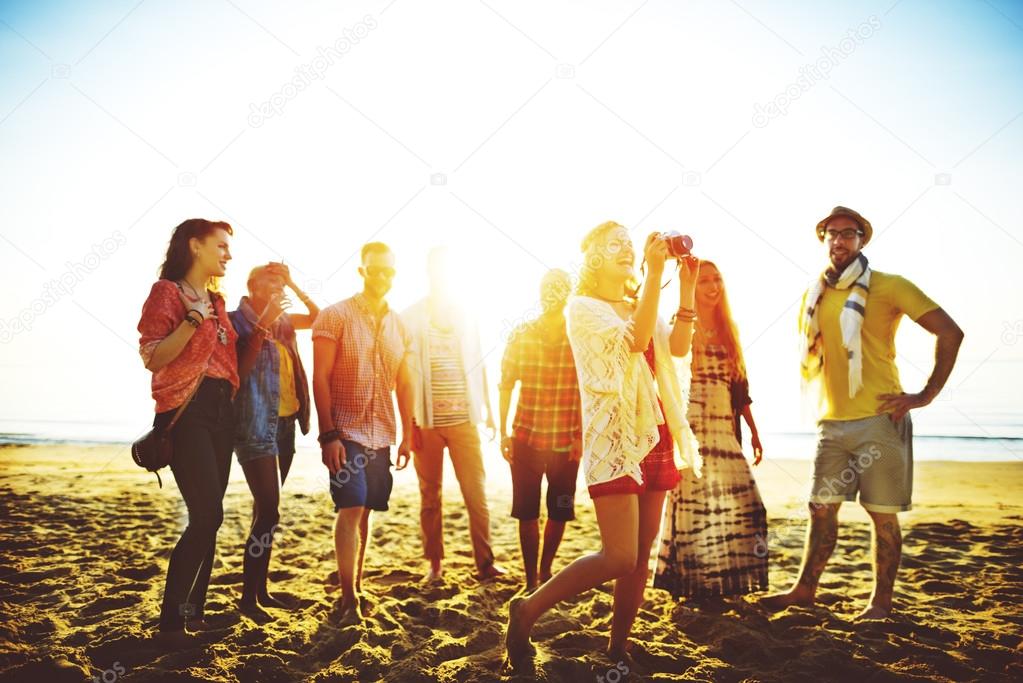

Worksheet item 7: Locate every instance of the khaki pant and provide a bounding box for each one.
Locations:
[413,421,494,571]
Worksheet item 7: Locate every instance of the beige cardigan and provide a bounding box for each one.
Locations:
[567,296,701,488]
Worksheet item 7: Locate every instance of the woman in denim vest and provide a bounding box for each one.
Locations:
[230,263,318,614]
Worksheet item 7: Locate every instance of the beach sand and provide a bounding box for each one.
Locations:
[1,444,1021,682]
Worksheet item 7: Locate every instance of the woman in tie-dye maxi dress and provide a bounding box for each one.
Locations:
[654,261,769,599]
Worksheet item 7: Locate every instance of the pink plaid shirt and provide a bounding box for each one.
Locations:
[311,293,411,449]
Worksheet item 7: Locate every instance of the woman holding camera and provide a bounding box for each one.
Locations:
[505,222,701,667]
[229,262,318,614]
[137,219,239,641]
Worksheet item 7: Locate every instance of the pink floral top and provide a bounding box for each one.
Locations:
[138,279,239,413]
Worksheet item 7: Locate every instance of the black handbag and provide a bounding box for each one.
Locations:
[131,372,205,487]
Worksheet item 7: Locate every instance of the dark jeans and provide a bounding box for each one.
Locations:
[156,377,234,630]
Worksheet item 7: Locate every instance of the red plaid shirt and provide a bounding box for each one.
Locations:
[500,316,582,451]
[311,293,410,449]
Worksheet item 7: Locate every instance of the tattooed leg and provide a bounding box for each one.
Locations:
[760,502,840,611]
[856,511,901,620]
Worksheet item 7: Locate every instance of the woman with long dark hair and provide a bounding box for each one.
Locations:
[654,260,767,600]
[137,218,239,642]
[505,221,700,668]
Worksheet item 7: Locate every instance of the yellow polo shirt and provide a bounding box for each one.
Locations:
[802,271,939,421]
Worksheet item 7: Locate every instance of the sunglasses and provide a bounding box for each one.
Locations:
[364,265,396,278]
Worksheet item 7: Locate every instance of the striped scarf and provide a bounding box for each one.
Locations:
[800,253,871,398]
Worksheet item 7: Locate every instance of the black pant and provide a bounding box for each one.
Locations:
[156,377,234,630]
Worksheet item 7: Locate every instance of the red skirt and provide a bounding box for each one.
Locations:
[588,414,680,498]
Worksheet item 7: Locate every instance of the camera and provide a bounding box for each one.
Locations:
[658,232,693,259]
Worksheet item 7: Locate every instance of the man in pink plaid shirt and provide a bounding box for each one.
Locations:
[312,242,415,623]
[499,269,583,593]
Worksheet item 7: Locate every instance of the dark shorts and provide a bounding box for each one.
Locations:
[276,415,296,459]
[328,440,393,512]
[510,439,580,522]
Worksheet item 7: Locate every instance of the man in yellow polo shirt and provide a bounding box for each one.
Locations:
[762,206,964,620]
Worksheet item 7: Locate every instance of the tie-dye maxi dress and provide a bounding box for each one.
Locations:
[654,344,768,598]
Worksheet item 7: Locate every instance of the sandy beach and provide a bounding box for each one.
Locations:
[1,443,1021,682]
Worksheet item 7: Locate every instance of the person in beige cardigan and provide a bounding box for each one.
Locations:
[505,222,700,669]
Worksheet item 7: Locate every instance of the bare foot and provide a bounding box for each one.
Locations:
[154,628,196,648]
[239,600,273,623]
[476,563,507,581]
[335,595,363,626]
[759,589,815,612]
[358,593,376,617]
[257,593,291,610]
[424,566,444,583]
[605,641,638,675]
[524,581,538,595]
[504,596,534,667]
[538,570,552,584]
[184,618,220,632]
[854,604,891,621]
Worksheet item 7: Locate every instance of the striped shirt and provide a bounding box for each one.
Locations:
[428,323,470,427]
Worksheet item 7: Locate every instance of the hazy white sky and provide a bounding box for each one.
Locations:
[1,0,1021,448]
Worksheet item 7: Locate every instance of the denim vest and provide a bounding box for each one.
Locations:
[229,297,311,460]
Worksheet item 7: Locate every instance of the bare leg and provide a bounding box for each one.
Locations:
[760,502,840,611]
[608,490,666,658]
[519,520,540,591]
[356,509,371,593]
[538,519,567,584]
[333,507,364,621]
[240,457,281,609]
[505,494,638,662]
[856,511,901,619]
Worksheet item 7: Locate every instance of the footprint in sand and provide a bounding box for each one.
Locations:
[116,565,161,581]
[81,594,140,617]
[919,579,965,595]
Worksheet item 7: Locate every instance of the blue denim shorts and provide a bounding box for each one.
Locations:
[236,415,296,465]
[328,440,393,512]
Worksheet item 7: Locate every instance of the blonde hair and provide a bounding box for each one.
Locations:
[576,221,639,300]
[696,260,747,380]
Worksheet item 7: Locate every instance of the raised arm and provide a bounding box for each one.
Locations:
[269,263,319,329]
[140,283,213,372]
[669,256,699,357]
[629,234,668,352]
[236,296,287,380]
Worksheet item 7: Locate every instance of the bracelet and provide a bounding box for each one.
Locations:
[184,312,202,328]
[318,430,341,446]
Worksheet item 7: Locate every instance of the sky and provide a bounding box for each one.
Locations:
[0,0,1021,457]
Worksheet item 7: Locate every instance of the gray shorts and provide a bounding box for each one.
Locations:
[809,413,913,513]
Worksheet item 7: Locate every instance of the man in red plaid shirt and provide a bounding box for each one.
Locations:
[499,269,583,593]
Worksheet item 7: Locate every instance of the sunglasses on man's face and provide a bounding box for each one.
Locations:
[823,228,863,242]
[364,266,396,278]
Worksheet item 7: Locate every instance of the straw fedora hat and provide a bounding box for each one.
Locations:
[815,206,873,245]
